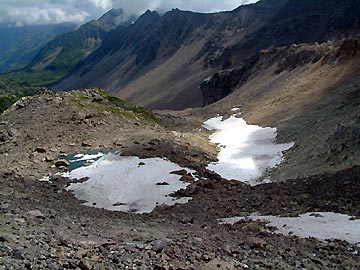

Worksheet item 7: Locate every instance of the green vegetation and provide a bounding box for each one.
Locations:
[0,79,45,112]
[72,89,157,123]
[0,20,109,86]
[1,69,67,86]
[0,23,75,73]
[0,10,134,86]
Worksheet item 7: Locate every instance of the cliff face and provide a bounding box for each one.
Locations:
[200,70,242,107]
[200,41,333,106]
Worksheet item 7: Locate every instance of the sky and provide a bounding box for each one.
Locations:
[0,0,259,26]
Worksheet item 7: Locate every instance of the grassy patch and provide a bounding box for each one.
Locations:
[0,79,45,112]
[0,69,68,86]
[0,95,18,112]
[106,95,157,122]
[72,89,157,123]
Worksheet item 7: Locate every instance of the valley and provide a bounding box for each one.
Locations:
[1,0,360,269]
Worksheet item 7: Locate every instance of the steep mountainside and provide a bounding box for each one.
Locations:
[220,0,360,67]
[2,9,133,86]
[0,23,75,73]
[55,0,360,110]
[54,8,210,106]
[197,38,360,180]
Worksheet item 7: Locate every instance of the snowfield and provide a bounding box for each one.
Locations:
[203,114,294,185]
[64,155,193,213]
[42,112,294,213]
[219,212,360,244]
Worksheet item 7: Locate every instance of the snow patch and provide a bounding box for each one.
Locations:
[64,155,193,213]
[219,212,360,244]
[69,152,106,162]
[203,115,293,185]
[39,176,51,182]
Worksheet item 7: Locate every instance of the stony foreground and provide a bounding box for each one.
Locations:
[1,166,360,269]
[0,90,359,269]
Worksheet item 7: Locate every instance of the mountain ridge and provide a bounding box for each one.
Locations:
[54,0,360,110]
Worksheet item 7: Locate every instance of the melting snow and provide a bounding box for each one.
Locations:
[64,155,193,213]
[71,152,106,162]
[219,212,360,244]
[39,176,51,182]
[203,115,294,185]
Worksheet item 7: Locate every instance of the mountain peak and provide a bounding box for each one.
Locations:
[136,9,160,25]
[144,9,153,14]
[98,8,128,27]
[142,9,159,17]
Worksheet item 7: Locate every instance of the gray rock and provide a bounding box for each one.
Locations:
[16,99,25,109]
[170,169,187,176]
[27,210,46,219]
[99,231,113,239]
[0,235,11,243]
[156,182,170,186]
[247,237,267,250]
[7,128,18,137]
[35,147,47,153]
[152,240,167,252]
[55,160,70,167]
[135,243,146,250]
[205,259,235,270]
[47,263,60,270]
[12,249,24,259]
[82,141,92,147]
[112,256,120,264]
[0,131,11,142]
[0,203,9,211]
[78,260,91,270]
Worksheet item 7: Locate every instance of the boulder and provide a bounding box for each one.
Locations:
[0,132,10,142]
[152,240,167,252]
[55,160,70,167]
[27,210,45,220]
[170,169,187,176]
[35,147,47,153]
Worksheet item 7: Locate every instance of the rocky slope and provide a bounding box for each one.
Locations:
[201,38,360,105]
[54,0,360,110]
[196,38,360,181]
[1,89,360,269]
[0,89,214,179]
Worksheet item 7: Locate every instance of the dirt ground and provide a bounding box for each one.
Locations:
[0,89,359,269]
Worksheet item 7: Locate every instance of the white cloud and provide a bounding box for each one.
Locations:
[115,0,259,15]
[89,0,113,10]
[6,6,89,26]
[0,0,259,26]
